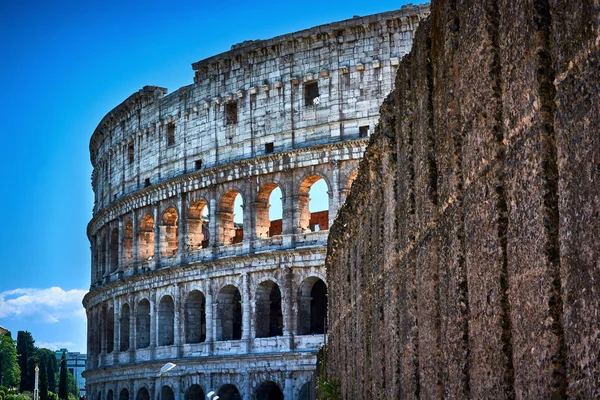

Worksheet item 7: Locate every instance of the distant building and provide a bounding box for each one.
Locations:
[0,326,10,337]
[55,349,86,397]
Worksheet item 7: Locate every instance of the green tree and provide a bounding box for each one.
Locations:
[65,372,78,399]
[16,332,34,392]
[34,350,56,394]
[38,363,48,400]
[57,354,67,400]
[0,335,21,388]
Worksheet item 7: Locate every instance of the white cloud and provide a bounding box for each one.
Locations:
[36,341,76,351]
[0,287,88,323]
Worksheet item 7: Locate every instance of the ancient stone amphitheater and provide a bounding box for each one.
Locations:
[83,5,428,400]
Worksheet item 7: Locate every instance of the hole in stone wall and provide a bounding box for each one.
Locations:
[167,123,175,146]
[217,285,242,341]
[225,101,238,125]
[158,295,174,346]
[128,143,134,164]
[304,81,320,106]
[185,290,206,344]
[136,299,151,349]
[144,178,151,187]
[120,303,130,351]
[195,159,202,170]
[265,142,274,154]
[359,125,369,137]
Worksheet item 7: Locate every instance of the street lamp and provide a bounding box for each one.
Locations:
[157,363,176,400]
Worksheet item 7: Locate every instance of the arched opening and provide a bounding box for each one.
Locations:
[118,388,129,400]
[255,381,284,400]
[185,290,206,343]
[219,190,244,245]
[123,220,133,266]
[107,389,114,400]
[110,228,119,272]
[255,281,283,338]
[298,381,316,400]
[106,307,114,354]
[184,384,204,400]
[93,312,101,356]
[187,200,210,250]
[135,388,149,400]
[298,175,329,232]
[346,171,359,190]
[216,285,242,341]
[161,207,178,257]
[298,278,327,335]
[136,299,151,349]
[120,303,130,351]
[99,235,107,280]
[160,386,174,400]
[158,295,175,346]
[217,384,241,400]
[97,391,102,400]
[139,214,155,261]
[255,184,283,238]
[119,388,129,400]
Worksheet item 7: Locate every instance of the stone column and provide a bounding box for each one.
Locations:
[329,160,340,227]
[205,280,214,343]
[209,196,218,251]
[284,373,294,399]
[132,211,139,270]
[281,172,294,236]
[178,193,187,264]
[282,265,293,336]
[174,284,183,350]
[153,204,161,269]
[150,290,157,348]
[241,273,251,340]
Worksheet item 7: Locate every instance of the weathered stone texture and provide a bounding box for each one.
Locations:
[326,0,600,398]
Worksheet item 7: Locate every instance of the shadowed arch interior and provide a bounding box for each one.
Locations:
[255,381,284,400]
[255,183,283,238]
[110,228,119,272]
[106,307,114,354]
[123,220,133,266]
[161,207,178,257]
[139,214,154,260]
[219,190,244,245]
[119,388,129,400]
[298,277,327,335]
[185,290,206,343]
[255,280,283,338]
[161,386,174,400]
[158,295,175,346]
[136,299,150,349]
[187,200,210,250]
[217,384,241,400]
[216,285,242,341]
[135,388,149,400]
[120,303,130,351]
[184,385,205,400]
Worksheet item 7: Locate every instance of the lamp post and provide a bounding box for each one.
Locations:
[157,363,176,400]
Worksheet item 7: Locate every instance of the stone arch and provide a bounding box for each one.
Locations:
[106,306,115,354]
[298,380,317,400]
[298,277,327,335]
[97,391,102,400]
[107,389,114,400]
[139,214,154,260]
[120,303,130,351]
[184,384,204,400]
[255,381,284,400]
[119,388,129,400]
[136,299,151,349]
[217,384,241,400]
[255,280,283,338]
[160,386,174,400]
[158,295,175,346]
[187,200,209,250]
[135,387,149,400]
[93,310,102,356]
[346,170,359,190]
[110,227,119,272]
[298,174,330,232]
[99,234,107,279]
[123,220,133,266]
[161,207,178,257]
[184,290,206,343]
[255,183,283,238]
[216,285,242,341]
[219,190,244,245]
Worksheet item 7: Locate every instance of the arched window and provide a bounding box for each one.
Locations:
[161,207,178,257]
[99,235,107,279]
[187,200,210,250]
[298,381,317,400]
[217,285,242,341]
[185,290,206,343]
[106,390,114,400]
[135,388,149,400]
[120,304,130,351]
[255,381,283,400]
[184,384,204,400]
[160,386,174,400]
[110,228,119,272]
[119,388,129,400]
[255,281,283,338]
[139,214,154,261]
[298,175,329,232]
[298,278,327,335]
[158,295,175,346]
[136,299,151,349]
[106,307,114,354]
[219,190,244,245]
[256,184,283,238]
[217,384,241,400]
[123,221,133,266]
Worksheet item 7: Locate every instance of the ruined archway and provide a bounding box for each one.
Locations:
[255,280,283,338]
[119,388,129,400]
[184,385,205,400]
[106,389,114,400]
[217,384,241,400]
[139,214,154,261]
[120,303,130,351]
[184,290,206,343]
[298,175,329,232]
[158,295,175,346]
[187,200,209,250]
[160,386,174,400]
[136,299,150,349]
[216,285,242,341]
[161,207,178,257]
[219,190,244,245]
[135,388,149,400]
[298,277,327,335]
[255,381,283,400]
[255,183,283,238]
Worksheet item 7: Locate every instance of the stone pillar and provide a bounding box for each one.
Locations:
[282,265,293,336]
[209,196,218,250]
[281,172,294,236]
[178,193,187,264]
[153,204,160,268]
[241,273,251,340]
[174,284,182,349]
[284,373,294,400]
[150,290,157,348]
[132,212,139,269]
[205,280,214,343]
[329,160,340,227]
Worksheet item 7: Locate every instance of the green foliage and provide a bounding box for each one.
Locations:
[317,378,342,400]
[67,394,76,400]
[47,393,59,400]
[16,332,35,393]
[65,371,78,399]
[34,350,57,394]
[57,354,67,400]
[0,336,21,388]
[39,363,49,400]
[5,394,31,400]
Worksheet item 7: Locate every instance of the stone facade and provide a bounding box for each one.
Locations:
[83,5,429,400]
[326,0,600,398]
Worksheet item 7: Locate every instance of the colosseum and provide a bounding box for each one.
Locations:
[83,5,429,400]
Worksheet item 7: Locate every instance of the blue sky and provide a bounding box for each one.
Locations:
[0,0,425,353]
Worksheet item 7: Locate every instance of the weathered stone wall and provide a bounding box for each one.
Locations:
[326,0,600,398]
